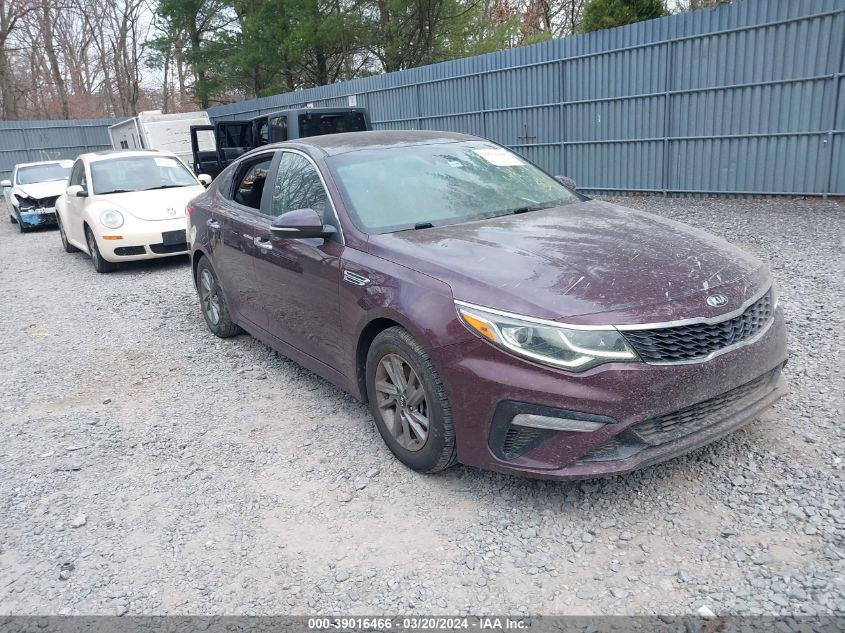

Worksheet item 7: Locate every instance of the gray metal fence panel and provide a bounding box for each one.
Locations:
[208,0,845,195]
[0,118,122,182]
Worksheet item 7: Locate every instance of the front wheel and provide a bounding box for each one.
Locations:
[366,327,457,473]
[85,226,117,273]
[57,215,78,253]
[196,256,241,338]
[9,213,17,224]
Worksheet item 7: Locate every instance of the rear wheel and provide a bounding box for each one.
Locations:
[366,327,457,473]
[57,215,78,253]
[196,256,241,338]
[85,226,117,273]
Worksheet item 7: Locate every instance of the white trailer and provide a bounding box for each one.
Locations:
[108,110,212,171]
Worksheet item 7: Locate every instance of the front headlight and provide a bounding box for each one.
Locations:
[99,209,124,229]
[455,301,638,372]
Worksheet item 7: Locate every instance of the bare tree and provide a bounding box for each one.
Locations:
[0,0,32,118]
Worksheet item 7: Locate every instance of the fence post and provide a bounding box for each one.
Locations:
[415,83,422,130]
[559,58,566,180]
[823,10,845,198]
[661,39,674,197]
[480,71,488,139]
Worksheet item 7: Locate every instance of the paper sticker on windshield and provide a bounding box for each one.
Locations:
[154,157,179,168]
[473,148,524,166]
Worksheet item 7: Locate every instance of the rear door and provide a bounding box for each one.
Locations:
[251,150,345,370]
[208,150,279,329]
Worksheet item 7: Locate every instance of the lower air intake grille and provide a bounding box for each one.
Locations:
[631,369,776,446]
[501,426,546,459]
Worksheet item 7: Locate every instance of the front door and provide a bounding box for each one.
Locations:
[65,160,88,246]
[251,150,344,371]
[209,150,278,329]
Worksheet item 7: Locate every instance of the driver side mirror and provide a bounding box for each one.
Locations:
[197,174,212,187]
[66,185,87,198]
[270,208,336,239]
[556,175,577,190]
[0,179,11,188]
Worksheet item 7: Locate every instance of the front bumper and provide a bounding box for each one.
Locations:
[19,208,57,227]
[434,309,788,480]
[97,218,189,262]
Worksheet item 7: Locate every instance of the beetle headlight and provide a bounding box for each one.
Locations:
[456,301,638,372]
[99,209,124,229]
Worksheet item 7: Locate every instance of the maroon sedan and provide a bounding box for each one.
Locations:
[187,131,787,480]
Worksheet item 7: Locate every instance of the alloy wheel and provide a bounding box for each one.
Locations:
[199,268,221,325]
[374,353,430,452]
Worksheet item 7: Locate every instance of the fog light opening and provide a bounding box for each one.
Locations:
[512,413,606,433]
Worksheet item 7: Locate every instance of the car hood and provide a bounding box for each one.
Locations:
[15,181,67,200]
[366,200,770,326]
[96,186,205,221]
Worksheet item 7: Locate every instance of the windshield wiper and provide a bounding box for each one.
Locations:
[98,189,133,194]
[143,184,188,191]
[511,204,551,215]
[414,222,435,230]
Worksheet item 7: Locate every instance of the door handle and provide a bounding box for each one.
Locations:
[207,219,220,230]
[254,236,273,252]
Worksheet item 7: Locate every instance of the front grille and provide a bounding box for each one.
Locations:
[631,369,776,446]
[149,241,188,254]
[20,195,59,210]
[621,290,773,363]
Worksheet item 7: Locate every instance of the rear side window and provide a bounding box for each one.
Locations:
[232,156,272,210]
[218,124,252,149]
[269,116,287,142]
[298,112,367,137]
[269,152,330,221]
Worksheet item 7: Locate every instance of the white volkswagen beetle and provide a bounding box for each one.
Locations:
[55,150,211,272]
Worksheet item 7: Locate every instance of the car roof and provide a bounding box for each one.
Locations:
[15,159,74,170]
[78,149,177,163]
[282,130,481,156]
[251,107,366,121]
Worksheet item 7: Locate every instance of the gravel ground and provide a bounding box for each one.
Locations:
[0,196,843,617]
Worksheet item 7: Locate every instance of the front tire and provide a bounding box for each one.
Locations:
[85,226,117,273]
[366,327,457,473]
[9,213,17,224]
[196,256,242,338]
[57,215,78,253]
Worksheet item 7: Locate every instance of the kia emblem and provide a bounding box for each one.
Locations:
[706,294,729,308]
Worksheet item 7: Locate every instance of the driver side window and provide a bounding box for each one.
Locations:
[269,152,330,221]
[69,161,87,191]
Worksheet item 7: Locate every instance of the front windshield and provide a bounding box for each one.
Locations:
[17,163,71,185]
[327,141,577,234]
[90,155,197,195]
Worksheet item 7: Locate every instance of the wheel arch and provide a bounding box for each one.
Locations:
[355,317,403,403]
[191,248,208,286]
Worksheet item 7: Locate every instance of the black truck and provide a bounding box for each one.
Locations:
[191,107,371,178]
